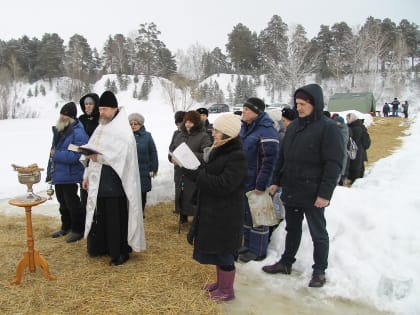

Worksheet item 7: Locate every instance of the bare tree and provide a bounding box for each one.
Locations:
[176,42,208,82]
[160,75,195,112]
[268,25,320,98]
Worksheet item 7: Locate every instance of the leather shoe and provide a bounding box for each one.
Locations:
[51,229,70,238]
[109,254,129,266]
[238,251,266,263]
[262,261,292,274]
[308,274,326,287]
[66,232,83,243]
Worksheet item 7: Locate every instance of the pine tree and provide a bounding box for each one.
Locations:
[226,23,259,74]
[135,22,162,76]
[27,88,33,97]
[65,34,93,82]
[104,78,111,90]
[398,19,419,71]
[132,85,138,99]
[35,33,65,79]
[110,80,118,93]
[40,84,46,96]
[139,76,152,100]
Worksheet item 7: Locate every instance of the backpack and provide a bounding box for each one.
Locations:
[361,125,371,149]
[348,136,358,160]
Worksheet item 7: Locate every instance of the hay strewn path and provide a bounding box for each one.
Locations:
[0,117,409,315]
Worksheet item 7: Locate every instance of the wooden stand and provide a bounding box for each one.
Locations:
[9,197,57,285]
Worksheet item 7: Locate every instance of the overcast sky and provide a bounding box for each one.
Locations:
[1,0,419,53]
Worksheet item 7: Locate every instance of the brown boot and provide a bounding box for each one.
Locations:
[308,274,326,287]
[262,261,292,274]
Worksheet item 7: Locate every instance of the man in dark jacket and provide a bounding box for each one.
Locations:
[391,97,400,117]
[47,102,88,243]
[197,107,213,141]
[239,97,279,263]
[262,84,344,288]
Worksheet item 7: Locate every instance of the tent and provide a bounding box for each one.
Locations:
[327,92,376,115]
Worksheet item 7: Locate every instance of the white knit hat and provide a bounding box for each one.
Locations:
[213,113,241,138]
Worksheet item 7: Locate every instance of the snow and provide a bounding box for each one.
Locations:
[1,76,419,314]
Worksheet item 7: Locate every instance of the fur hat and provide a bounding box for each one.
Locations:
[196,107,209,116]
[60,102,77,119]
[174,111,185,124]
[183,110,201,126]
[244,97,265,114]
[99,91,118,108]
[213,113,241,138]
[128,113,145,126]
[281,107,297,121]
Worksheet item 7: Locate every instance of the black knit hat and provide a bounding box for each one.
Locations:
[244,97,265,114]
[99,91,118,108]
[281,107,297,121]
[60,102,77,119]
[196,107,209,116]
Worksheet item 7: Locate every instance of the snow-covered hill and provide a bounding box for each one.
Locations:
[1,74,419,314]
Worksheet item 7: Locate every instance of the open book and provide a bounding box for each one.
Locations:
[169,142,201,170]
[68,143,102,156]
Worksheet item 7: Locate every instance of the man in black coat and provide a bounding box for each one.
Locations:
[262,84,344,288]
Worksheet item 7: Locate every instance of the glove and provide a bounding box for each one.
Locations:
[187,225,196,245]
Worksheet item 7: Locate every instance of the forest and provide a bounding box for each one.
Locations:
[0,15,418,118]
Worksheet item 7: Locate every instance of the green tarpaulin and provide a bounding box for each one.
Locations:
[327,92,376,115]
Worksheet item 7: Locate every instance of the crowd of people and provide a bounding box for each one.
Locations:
[382,97,409,118]
[46,84,372,302]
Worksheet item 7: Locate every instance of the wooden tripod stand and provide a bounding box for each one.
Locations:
[9,197,57,285]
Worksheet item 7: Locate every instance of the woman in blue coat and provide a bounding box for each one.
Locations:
[129,113,158,217]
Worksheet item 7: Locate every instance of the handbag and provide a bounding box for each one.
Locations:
[246,189,279,227]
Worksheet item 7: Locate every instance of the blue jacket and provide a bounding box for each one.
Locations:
[47,120,88,184]
[133,126,159,192]
[240,112,279,192]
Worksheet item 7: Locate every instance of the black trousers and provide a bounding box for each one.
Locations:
[55,184,85,233]
[87,196,129,260]
[280,205,329,275]
[141,192,147,213]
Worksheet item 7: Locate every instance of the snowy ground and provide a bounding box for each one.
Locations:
[0,84,419,314]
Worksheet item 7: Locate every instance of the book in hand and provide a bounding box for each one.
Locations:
[68,143,102,155]
[169,142,201,170]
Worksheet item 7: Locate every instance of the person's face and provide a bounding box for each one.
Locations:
[130,120,141,132]
[212,129,223,142]
[281,117,291,127]
[59,114,71,123]
[295,99,314,118]
[99,107,117,124]
[84,102,95,115]
[346,114,351,123]
[199,113,207,122]
[242,106,258,124]
[184,120,194,132]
